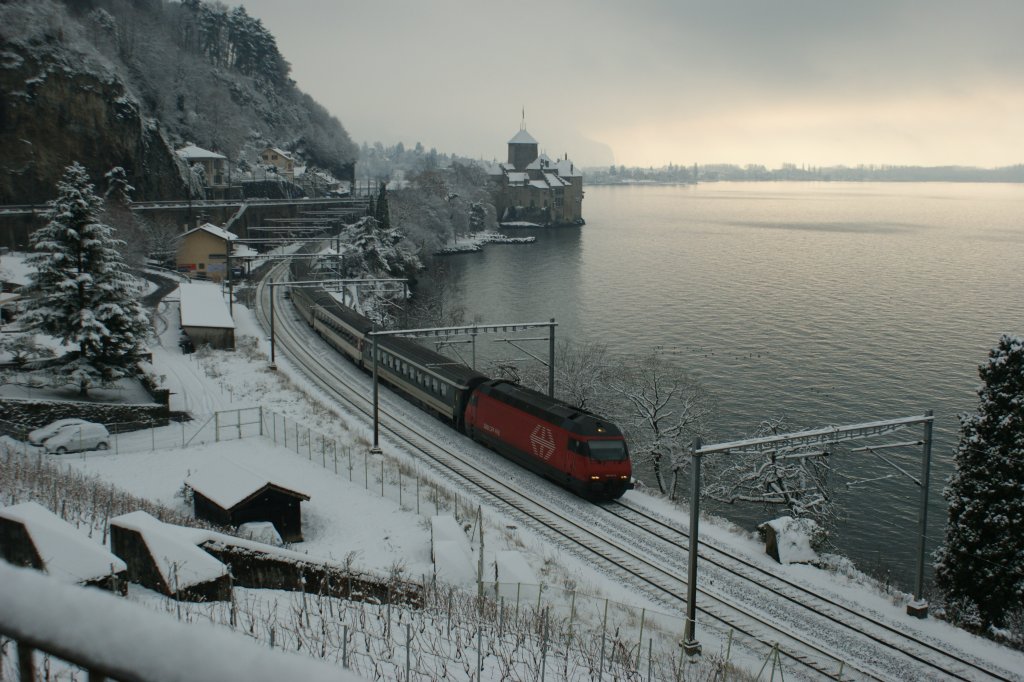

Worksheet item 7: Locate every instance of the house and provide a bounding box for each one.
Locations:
[178,281,235,350]
[260,146,296,180]
[488,128,585,225]
[176,222,237,283]
[186,458,311,543]
[176,144,229,193]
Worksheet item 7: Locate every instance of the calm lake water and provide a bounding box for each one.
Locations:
[433,182,1024,588]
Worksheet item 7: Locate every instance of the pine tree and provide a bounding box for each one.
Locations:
[934,334,1024,629]
[22,163,152,396]
[376,181,391,230]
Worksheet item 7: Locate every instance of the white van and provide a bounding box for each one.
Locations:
[43,422,110,454]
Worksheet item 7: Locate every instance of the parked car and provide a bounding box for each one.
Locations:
[43,422,110,454]
[28,418,90,445]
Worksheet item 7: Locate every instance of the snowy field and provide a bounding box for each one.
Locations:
[3,269,1024,679]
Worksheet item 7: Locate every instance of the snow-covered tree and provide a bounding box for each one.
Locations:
[703,417,837,525]
[606,348,715,499]
[934,335,1024,629]
[341,216,421,281]
[22,163,152,396]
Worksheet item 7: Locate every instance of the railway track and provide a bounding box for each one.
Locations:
[252,261,1018,681]
[603,501,1017,682]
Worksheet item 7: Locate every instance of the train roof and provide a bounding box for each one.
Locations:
[477,380,623,437]
[378,335,490,389]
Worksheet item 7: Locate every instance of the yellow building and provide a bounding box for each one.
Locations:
[488,128,584,225]
[175,223,236,283]
[259,147,296,180]
[176,144,228,195]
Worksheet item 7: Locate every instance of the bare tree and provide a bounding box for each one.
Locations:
[605,347,715,500]
[702,416,838,525]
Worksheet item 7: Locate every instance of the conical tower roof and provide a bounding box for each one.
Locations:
[508,129,538,145]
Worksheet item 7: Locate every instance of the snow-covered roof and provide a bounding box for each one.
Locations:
[529,179,550,190]
[0,502,127,583]
[176,144,226,160]
[110,511,228,588]
[0,563,357,682]
[553,158,582,177]
[495,550,537,584]
[232,244,258,258]
[526,153,553,171]
[508,129,538,145]
[182,223,237,242]
[178,282,235,329]
[506,172,529,184]
[543,172,569,187]
[186,458,310,510]
[263,147,293,159]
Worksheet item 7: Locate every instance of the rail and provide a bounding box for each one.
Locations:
[0,563,353,681]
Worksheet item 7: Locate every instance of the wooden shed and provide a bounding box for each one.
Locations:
[186,459,311,543]
[178,281,235,350]
[110,511,230,602]
[0,501,127,593]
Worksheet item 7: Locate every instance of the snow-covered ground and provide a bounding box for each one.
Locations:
[4,268,1024,679]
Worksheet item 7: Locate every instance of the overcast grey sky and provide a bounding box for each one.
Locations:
[240,0,1024,168]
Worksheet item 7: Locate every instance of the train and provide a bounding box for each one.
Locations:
[286,261,632,501]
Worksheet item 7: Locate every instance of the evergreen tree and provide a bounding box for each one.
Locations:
[22,163,152,396]
[376,182,391,230]
[934,334,1024,629]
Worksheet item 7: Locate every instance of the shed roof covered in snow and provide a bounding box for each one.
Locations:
[186,459,310,511]
[111,511,228,589]
[0,501,126,584]
[177,283,234,329]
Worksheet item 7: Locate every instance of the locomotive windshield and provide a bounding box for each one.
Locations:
[588,439,628,461]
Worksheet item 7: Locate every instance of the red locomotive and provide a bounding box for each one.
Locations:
[465,380,632,500]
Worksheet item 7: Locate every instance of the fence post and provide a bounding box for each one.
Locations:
[343,624,349,668]
[416,475,420,515]
[181,419,185,447]
[636,608,646,669]
[380,458,384,497]
[151,422,156,451]
[364,451,368,489]
[599,598,608,674]
[540,609,548,682]
[476,626,482,680]
[321,435,325,467]
[399,469,403,507]
[406,623,412,682]
[17,641,35,681]
[258,406,263,436]
[215,411,220,442]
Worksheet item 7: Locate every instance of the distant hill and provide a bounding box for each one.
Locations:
[0,0,358,204]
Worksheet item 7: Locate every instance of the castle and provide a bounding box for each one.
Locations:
[488,128,584,225]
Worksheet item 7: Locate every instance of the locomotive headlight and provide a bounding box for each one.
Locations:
[620,475,629,480]
[590,475,601,481]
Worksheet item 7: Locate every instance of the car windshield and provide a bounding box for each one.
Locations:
[588,439,628,461]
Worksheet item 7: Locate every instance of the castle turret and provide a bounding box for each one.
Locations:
[508,129,539,170]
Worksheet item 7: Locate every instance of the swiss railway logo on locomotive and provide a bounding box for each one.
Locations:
[529,424,556,461]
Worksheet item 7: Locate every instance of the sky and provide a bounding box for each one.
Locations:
[239,0,1024,169]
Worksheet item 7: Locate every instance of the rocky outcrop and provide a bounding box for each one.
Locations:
[0,43,187,204]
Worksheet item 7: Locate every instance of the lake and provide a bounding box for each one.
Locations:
[432,181,1024,589]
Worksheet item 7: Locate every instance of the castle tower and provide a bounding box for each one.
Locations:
[508,128,539,170]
